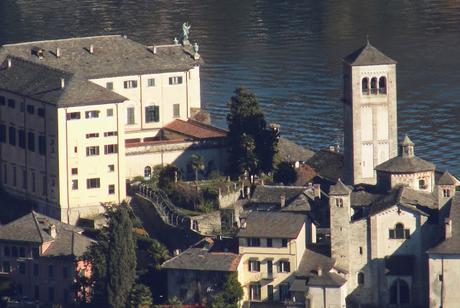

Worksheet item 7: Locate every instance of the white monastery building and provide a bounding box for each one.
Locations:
[0,35,226,224]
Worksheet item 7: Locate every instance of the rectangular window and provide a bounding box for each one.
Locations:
[108,165,115,172]
[281,239,288,247]
[104,131,118,137]
[0,124,6,143]
[18,262,26,274]
[266,238,272,247]
[107,108,114,117]
[48,265,54,278]
[9,127,16,146]
[66,112,81,120]
[42,175,47,196]
[279,284,290,301]
[19,247,25,257]
[104,144,118,154]
[38,136,46,155]
[278,260,290,273]
[127,107,135,125]
[12,247,17,257]
[108,184,115,195]
[247,238,261,247]
[72,180,78,190]
[267,285,274,301]
[248,260,260,272]
[106,82,113,90]
[33,264,39,276]
[32,247,39,258]
[173,104,180,118]
[87,178,100,189]
[85,110,99,119]
[86,133,99,139]
[4,246,10,256]
[37,108,45,118]
[169,76,183,85]
[71,168,78,175]
[123,80,138,89]
[28,132,35,152]
[147,78,155,87]
[249,284,261,301]
[145,105,160,123]
[86,146,100,156]
[0,96,5,105]
[2,261,10,273]
[18,129,26,149]
[26,105,35,114]
[7,99,15,108]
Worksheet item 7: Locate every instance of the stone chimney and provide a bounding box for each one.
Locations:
[56,47,61,58]
[152,45,157,54]
[6,58,11,69]
[317,267,323,276]
[60,78,65,89]
[173,249,181,256]
[445,218,452,239]
[280,193,286,208]
[313,184,321,199]
[240,218,247,229]
[89,44,94,54]
[49,224,57,238]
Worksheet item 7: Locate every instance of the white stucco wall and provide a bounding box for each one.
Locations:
[428,254,460,308]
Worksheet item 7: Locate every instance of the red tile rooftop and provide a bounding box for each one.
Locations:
[164,119,227,139]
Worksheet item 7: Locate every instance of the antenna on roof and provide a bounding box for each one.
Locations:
[366,34,370,46]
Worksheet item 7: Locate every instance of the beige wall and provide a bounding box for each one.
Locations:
[90,66,201,133]
[238,224,306,302]
[429,254,460,308]
[344,63,398,185]
[308,285,347,308]
[390,171,435,193]
[57,103,127,223]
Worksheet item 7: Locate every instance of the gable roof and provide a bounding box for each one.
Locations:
[0,57,127,107]
[250,185,306,205]
[329,179,352,195]
[278,138,315,162]
[164,119,227,140]
[237,212,305,239]
[0,211,93,257]
[161,238,240,272]
[307,149,344,182]
[437,171,458,185]
[0,35,200,79]
[343,42,397,66]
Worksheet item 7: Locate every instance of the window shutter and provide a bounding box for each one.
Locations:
[286,261,290,272]
[154,106,160,122]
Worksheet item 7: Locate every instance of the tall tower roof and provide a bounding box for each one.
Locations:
[438,171,457,186]
[343,41,397,66]
[400,134,414,146]
[330,179,352,195]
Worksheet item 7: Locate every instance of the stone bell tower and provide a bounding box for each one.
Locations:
[342,40,398,185]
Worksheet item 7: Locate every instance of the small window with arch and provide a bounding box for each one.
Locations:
[362,77,369,95]
[389,223,410,239]
[379,76,387,94]
[336,198,344,207]
[370,77,378,94]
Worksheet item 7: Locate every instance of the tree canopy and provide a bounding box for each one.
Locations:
[210,273,243,308]
[273,161,298,185]
[226,87,279,177]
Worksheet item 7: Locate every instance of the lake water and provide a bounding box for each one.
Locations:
[1,0,459,175]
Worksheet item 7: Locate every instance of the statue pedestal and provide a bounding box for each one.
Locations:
[182,39,191,46]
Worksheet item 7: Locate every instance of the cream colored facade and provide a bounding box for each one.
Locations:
[237,224,306,303]
[307,284,347,308]
[0,35,207,224]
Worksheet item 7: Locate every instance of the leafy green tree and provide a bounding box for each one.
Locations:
[189,154,205,181]
[209,273,243,308]
[273,161,298,185]
[167,296,183,308]
[81,204,137,308]
[158,165,180,192]
[127,283,153,308]
[226,87,278,177]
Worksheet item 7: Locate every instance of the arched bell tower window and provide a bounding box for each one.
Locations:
[335,198,343,207]
[362,77,369,95]
[389,223,410,239]
[144,166,152,179]
[370,77,378,94]
[379,77,387,94]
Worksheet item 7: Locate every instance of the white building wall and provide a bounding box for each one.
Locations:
[428,254,460,308]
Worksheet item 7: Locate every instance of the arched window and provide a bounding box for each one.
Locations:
[357,272,364,285]
[362,78,369,95]
[379,77,387,94]
[390,279,410,305]
[144,166,151,179]
[395,223,405,239]
[336,198,343,208]
[370,77,378,94]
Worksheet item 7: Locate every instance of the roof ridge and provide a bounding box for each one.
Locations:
[3,55,74,76]
[31,211,45,243]
[2,34,123,47]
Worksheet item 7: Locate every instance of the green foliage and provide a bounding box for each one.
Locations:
[81,204,137,308]
[226,87,279,178]
[189,154,205,181]
[166,296,183,308]
[273,161,298,185]
[158,165,180,192]
[209,273,243,308]
[127,283,153,308]
[136,235,170,270]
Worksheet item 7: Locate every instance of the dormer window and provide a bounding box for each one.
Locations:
[443,189,451,198]
[389,223,410,239]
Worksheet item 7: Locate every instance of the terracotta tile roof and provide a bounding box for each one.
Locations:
[164,119,227,140]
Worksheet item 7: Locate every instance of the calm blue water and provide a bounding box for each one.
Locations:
[1,0,459,175]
